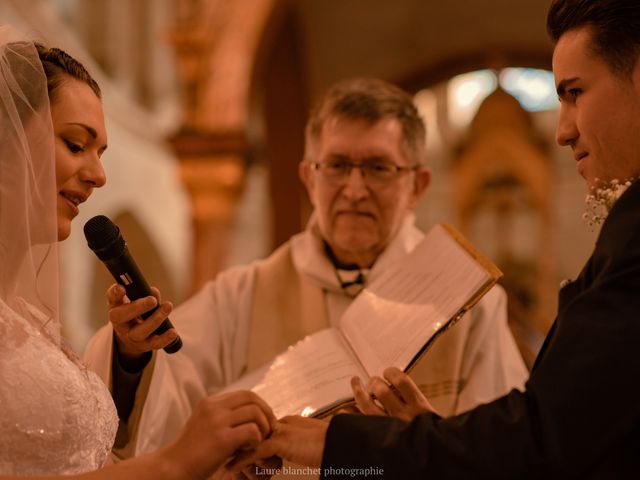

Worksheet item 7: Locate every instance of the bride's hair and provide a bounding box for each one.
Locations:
[0,33,102,336]
[34,43,101,101]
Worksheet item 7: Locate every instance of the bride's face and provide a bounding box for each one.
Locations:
[52,78,107,240]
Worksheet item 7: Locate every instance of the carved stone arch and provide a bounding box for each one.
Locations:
[455,128,552,223]
[169,0,284,291]
[171,0,278,132]
[453,88,555,367]
[400,51,551,93]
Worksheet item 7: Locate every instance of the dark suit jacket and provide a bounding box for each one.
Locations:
[322,180,640,479]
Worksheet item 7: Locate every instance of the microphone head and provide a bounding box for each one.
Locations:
[84,215,125,260]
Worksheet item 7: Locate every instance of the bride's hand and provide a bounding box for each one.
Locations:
[162,391,276,480]
[107,283,177,359]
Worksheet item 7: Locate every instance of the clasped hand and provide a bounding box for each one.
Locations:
[221,416,328,479]
[221,368,436,479]
[163,391,277,480]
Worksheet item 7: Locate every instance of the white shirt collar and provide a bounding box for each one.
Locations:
[290,211,424,294]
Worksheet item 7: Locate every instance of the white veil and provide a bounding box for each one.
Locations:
[0,29,121,476]
[0,26,60,338]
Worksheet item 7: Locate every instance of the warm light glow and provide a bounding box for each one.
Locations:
[300,406,315,417]
[447,68,557,128]
[499,68,558,112]
[447,70,498,127]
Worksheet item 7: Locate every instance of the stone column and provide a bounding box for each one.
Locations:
[168,0,276,292]
[169,131,246,291]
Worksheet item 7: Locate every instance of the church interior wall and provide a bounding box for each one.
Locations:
[1,0,601,355]
[0,0,192,351]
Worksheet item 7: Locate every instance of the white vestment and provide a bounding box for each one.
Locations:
[85,215,528,456]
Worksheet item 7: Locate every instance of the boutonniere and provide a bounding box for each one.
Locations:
[583,178,633,228]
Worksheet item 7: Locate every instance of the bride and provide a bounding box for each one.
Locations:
[0,26,273,478]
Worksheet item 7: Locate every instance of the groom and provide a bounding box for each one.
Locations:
[230,0,640,477]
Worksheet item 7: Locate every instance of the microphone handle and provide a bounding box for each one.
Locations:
[103,247,182,354]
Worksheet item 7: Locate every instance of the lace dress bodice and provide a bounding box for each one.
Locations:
[0,298,118,475]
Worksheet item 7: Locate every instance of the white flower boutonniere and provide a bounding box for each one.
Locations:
[583,178,634,228]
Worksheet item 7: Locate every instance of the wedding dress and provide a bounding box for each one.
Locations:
[0,298,118,475]
[0,27,118,475]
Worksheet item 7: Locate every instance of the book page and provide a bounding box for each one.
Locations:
[340,224,494,378]
[247,328,368,418]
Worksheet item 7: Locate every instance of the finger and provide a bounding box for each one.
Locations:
[149,286,162,303]
[278,415,325,429]
[227,437,280,473]
[226,422,264,453]
[106,283,127,307]
[369,377,405,415]
[351,376,385,416]
[126,302,173,340]
[230,419,325,471]
[114,325,176,356]
[145,328,179,350]
[219,392,277,427]
[109,296,158,327]
[383,367,423,404]
[229,405,272,439]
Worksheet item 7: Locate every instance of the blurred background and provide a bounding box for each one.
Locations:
[1,0,598,368]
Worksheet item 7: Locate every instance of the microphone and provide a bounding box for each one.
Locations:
[83,215,182,354]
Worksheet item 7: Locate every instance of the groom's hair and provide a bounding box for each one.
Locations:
[547,0,640,80]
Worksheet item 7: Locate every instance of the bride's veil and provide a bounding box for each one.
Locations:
[0,26,60,337]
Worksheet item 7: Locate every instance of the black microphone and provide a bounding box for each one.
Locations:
[83,215,182,354]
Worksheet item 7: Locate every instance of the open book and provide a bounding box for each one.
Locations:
[230,224,502,418]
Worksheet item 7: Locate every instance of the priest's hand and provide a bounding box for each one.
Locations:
[352,367,437,421]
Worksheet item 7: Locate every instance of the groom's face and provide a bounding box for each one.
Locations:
[553,26,640,189]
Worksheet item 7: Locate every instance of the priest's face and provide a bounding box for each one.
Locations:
[300,115,430,268]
